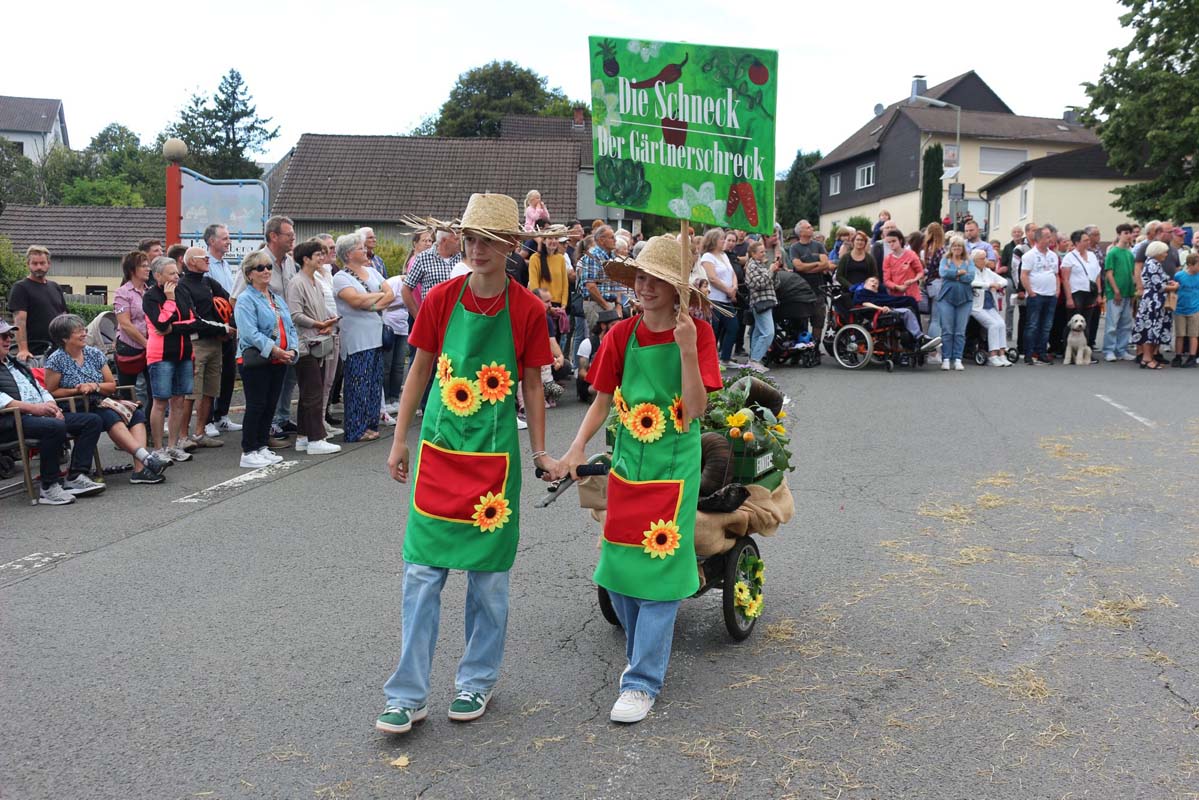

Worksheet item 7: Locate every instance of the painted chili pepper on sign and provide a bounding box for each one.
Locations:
[629,53,689,89]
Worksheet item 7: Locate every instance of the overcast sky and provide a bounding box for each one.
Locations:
[10,0,1130,173]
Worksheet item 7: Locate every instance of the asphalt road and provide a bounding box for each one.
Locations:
[2,356,1197,800]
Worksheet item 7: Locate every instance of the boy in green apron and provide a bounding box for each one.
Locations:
[552,235,724,723]
[378,194,560,735]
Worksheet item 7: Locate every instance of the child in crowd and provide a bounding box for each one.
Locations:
[575,307,620,402]
[1172,253,1199,368]
[377,194,559,736]
[552,235,722,724]
[523,190,550,232]
[851,276,940,353]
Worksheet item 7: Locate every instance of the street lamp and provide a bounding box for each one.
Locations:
[911,92,962,229]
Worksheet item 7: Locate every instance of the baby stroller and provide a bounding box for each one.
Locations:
[821,283,928,372]
[764,300,820,368]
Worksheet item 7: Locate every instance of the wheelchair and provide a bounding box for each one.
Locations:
[820,284,928,372]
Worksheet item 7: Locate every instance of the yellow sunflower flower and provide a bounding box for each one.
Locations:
[641,519,681,558]
[726,410,750,428]
[744,595,763,619]
[626,402,666,443]
[733,581,751,607]
[772,424,786,434]
[436,354,453,385]
[669,395,685,433]
[472,492,512,533]
[441,376,482,417]
[613,386,631,421]
[476,361,513,404]
[777,410,787,419]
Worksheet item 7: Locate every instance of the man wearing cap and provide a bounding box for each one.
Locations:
[0,319,106,505]
[378,194,559,736]
[8,245,67,363]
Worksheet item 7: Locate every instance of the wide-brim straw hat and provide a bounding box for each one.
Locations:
[400,193,564,242]
[605,235,726,315]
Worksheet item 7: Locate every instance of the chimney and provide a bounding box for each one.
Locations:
[910,75,928,102]
[572,106,585,128]
[1062,109,1079,125]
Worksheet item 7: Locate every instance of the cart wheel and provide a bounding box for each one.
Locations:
[722,537,761,641]
[1006,347,1019,364]
[974,350,988,366]
[597,586,621,627]
[832,324,873,369]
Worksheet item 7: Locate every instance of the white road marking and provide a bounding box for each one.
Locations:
[1094,394,1157,429]
[0,552,71,573]
[173,461,299,503]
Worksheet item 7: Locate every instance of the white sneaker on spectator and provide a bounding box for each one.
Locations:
[239,451,272,469]
[295,437,309,452]
[927,351,941,364]
[256,447,284,464]
[987,356,1006,367]
[747,360,768,373]
[38,483,76,505]
[380,411,397,426]
[516,415,528,430]
[1103,353,1117,362]
[610,690,654,723]
[165,446,192,462]
[941,360,951,371]
[204,422,221,438]
[1120,353,1137,361]
[325,423,343,438]
[383,401,400,415]
[953,359,965,371]
[217,416,243,432]
[306,439,342,455]
[62,473,106,497]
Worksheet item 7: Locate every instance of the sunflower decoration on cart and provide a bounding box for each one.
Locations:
[701,373,793,477]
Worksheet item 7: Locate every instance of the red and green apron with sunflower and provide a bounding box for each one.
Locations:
[595,317,700,601]
[404,279,522,572]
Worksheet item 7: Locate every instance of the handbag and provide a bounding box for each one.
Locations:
[306,335,334,359]
[1070,253,1099,294]
[114,339,146,376]
[753,299,777,313]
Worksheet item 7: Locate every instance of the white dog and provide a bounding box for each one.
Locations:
[1063,313,1092,365]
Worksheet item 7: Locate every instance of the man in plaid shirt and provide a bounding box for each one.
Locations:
[402,230,462,322]
[577,226,622,332]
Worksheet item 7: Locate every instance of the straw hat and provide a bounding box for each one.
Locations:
[400,193,562,242]
[605,235,724,314]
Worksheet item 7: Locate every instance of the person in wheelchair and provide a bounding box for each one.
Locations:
[850,277,940,352]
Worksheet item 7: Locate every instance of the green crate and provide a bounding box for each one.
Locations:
[729,436,774,482]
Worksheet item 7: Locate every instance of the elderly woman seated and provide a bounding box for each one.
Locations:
[43,313,170,484]
[851,277,941,352]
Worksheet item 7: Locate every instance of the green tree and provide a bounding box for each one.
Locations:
[85,123,167,206]
[0,141,40,206]
[920,143,943,227]
[27,145,94,205]
[163,69,278,178]
[1084,0,1199,221]
[0,236,25,298]
[61,176,145,207]
[434,61,569,137]
[775,150,822,231]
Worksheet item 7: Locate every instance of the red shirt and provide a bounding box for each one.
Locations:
[409,275,552,375]
[588,314,723,395]
[883,249,924,301]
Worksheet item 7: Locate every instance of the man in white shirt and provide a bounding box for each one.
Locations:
[1021,226,1060,365]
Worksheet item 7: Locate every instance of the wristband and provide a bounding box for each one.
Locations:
[530,450,548,459]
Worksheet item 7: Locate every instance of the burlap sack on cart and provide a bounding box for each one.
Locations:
[583,475,794,556]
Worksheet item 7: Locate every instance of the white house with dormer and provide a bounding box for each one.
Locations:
[0,96,70,159]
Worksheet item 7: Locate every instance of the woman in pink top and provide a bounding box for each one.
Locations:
[882,228,925,304]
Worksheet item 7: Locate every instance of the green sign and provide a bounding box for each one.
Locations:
[589,36,778,234]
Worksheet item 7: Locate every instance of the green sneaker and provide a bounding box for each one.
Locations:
[375,705,428,734]
[447,690,491,721]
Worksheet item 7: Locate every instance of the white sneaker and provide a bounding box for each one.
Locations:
[256,447,284,464]
[306,439,342,455]
[38,482,76,505]
[516,415,528,430]
[62,473,106,497]
[610,690,654,723]
[941,359,951,371]
[204,422,221,438]
[953,359,964,371]
[239,451,271,469]
[987,356,1006,367]
[383,401,400,415]
[217,416,243,432]
[295,436,309,452]
[1120,353,1137,361]
[325,424,343,438]
[380,411,396,427]
[165,446,192,462]
[1103,353,1117,362]
[927,352,941,364]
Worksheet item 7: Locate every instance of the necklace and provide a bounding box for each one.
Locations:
[469,276,506,316]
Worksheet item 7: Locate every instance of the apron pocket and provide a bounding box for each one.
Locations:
[413,441,511,529]
[603,470,684,557]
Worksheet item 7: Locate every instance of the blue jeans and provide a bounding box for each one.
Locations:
[711,303,739,361]
[1024,294,1056,357]
[384,334,408,402]
[570,315,587,367]
[148,360,193,399]
[17,412,102,487]
[750,307,775,363]
[382,562,510,709]
[272,365,296,427]
[1103,297,1133,356]
[606,591,680,698]
[938,301,971,361]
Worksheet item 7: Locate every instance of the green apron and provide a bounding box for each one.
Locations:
[594,317,701,601]
[404,278,522,572]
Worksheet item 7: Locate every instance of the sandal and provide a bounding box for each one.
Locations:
[361,430,381,440]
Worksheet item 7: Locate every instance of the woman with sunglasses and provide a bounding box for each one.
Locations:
[234,250,299,468]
